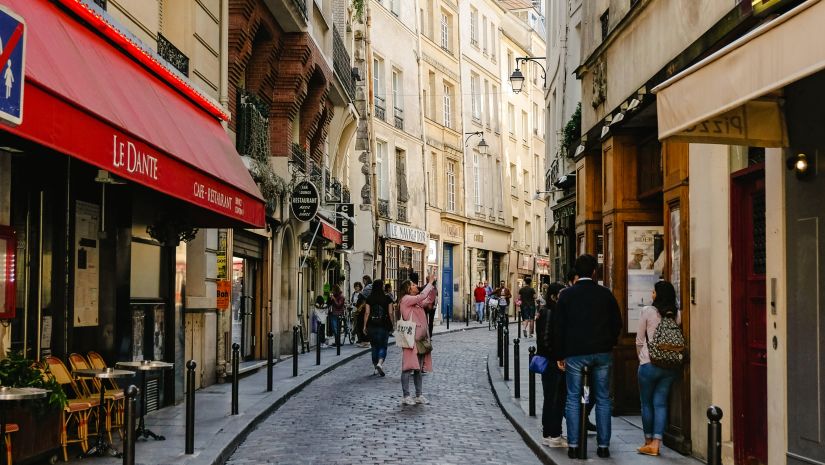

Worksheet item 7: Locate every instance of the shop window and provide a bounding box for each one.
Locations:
[131,242,162,298]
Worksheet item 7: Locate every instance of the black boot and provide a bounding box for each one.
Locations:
[568,447,578,459]
[597,447,610,458]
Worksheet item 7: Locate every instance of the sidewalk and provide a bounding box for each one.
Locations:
[65,321,484,465]
[487,325,702,465]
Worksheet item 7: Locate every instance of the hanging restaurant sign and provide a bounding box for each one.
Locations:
[290,180,319,222]
[336,203,354,250]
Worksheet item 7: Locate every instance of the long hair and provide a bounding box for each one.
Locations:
[367,279,386,305]
[652,280,678,318]
[398,280,414,302]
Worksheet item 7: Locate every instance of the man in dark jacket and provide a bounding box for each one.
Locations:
[553,254,621,459]
[536,282,568,447]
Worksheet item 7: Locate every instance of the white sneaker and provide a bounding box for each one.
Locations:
[542,436,568,448]
[414,396,429,404]
[401,396,415,406]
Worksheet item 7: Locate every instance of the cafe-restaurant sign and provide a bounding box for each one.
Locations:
[386,223,427,245]
[290,181,320,222]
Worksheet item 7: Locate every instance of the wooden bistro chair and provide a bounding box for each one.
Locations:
[43,356,94,462]
[85,351,125,441]
[67,353,123,444]
[3,423,19,465]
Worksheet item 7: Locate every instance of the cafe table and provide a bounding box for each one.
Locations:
[0,387,47,465]
[115,360,174,440]
[73,368,135,458]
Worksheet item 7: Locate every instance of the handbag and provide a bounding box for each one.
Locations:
[395,310,416,349]
[529,355,549,374]
[416,339,433,354]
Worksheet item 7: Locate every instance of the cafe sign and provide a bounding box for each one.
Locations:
[386,223,427,245]
[290,181,319,222]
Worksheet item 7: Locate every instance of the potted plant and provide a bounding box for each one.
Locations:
[0,352,66,464]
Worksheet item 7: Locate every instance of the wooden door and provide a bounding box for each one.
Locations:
[731,166,767,465]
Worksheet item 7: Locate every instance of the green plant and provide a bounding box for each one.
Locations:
[561,102,581,157]
[352,0,364,22]
[0,351,67,411]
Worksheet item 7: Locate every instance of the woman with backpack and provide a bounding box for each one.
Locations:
[635,280,683,456]
[397,274,436,405]
[363,279,394,376]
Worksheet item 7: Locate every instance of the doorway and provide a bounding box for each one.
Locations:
[231,256,259,361]
[441,244,453,319]
[730,165,767,465]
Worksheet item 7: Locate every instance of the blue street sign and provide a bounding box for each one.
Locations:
[0,5,25,126]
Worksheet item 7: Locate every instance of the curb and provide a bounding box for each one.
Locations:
[486,339,559,465]
[213,323,488,465]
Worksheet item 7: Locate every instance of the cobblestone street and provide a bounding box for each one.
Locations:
[226,328,541,465]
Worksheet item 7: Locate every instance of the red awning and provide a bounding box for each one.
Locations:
[1,0,265,227]
[319,221,343,245]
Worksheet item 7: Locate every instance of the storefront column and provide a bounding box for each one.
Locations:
[575,150,603,261]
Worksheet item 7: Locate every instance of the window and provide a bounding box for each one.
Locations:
[428,71,436,119]
[526,221,532,249]
[492,85,500,131]
[507,50,514,76]
[447,160,456,212]
[508,104,515,135]
[484,79,491,128]
[523,169,530,195]
[510,163,517,195]
[473,153,481,211]
[429,152,438,206]
[373,58,385,120]
[495,160,503,213]
[440,11,451,51]
[392,69,403,129]
[532,103,539,136]
[426,0,434,38]
[482,16,488,53]
[470,8,479,46]
[386,244,398,287]
[376,140,388,199]
[390,0,400,16]
[600,8,610,42]
[522,111,529,140]
[534,155,541,192]
[490,23,496,61]
[471,73,481,121]
[443,83,453,129]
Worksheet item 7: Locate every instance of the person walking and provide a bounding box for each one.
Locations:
[536,282,568,448]
[554,254,622,459]
[493,281,512,323]
[397,275,436,405]
[354,277,372,348]
[519,277,537,338]
[473,282,486,323]
[636,281,682,456]
[412,271,438,336]
[363,279,394,376]
[329,284,346,346]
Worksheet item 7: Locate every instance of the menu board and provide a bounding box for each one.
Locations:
[74,201,100,327]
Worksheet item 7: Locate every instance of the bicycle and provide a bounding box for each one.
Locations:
[487,298,499,331]
[340,306,356,345]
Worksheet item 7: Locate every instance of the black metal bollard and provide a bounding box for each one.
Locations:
[123,385,139,465]
[292,326,299,377]
[503,324,510,381]
[528,347,536,416]
[578,366,589,459]
[267,332,274,391]
[185,360,196,454]
[514,338,521,398]
[466,303,469,327]
[316,323,324,366]
[336,317,341,356]
[231,343,240,415]
[707,406,723,465]
[497,314,504,364]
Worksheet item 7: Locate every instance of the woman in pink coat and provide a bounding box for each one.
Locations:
[397,274,437,406]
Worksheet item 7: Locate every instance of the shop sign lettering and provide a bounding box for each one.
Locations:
[386,223,427,245]
[112,134,158,180]
[192,181,239,214]
[290,181,320,222]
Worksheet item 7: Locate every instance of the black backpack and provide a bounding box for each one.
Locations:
[647,315,687,369]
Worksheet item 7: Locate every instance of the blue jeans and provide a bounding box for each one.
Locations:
[367,326,389,365]
[541,364,566,438]
[474,302,485,321]
[564,352,613,448]
[329,315,340,341]
[638,363,678,440]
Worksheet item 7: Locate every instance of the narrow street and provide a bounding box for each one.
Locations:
[225,329,542,465]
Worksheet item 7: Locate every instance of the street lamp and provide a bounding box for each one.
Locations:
[464,131,489,155]
[554,227,566,247]
[509,56,547,94]
[532,189,562,201]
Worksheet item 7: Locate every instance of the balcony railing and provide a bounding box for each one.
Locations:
[397,204,408,223]
[378,199,390,218]
[290,143,306,172]
[157,33,189,77]
[333,26,355,101]
[292,0,308,19]
[236,89,270,159]
[394,107,404,130]
[374,96,386,121]
[93,0,107,9]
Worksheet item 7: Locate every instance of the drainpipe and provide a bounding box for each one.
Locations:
[220,0,229,121]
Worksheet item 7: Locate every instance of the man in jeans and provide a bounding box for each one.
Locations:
[554,254,622,459]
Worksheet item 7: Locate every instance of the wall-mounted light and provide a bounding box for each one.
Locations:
[610,112,625,126]
[787,152,814,179]
[554,227,566,247]
[574,144,585,157]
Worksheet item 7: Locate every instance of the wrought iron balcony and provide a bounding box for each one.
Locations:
[333,26,355,101]
[237,89,270,159]
[378,199,390,218]
[397,204,408,223]
[290,143,306,173]
[93,0,107,9]
[394,107,404,130]
[374,96,386,121]
[157,33,189,77]
[292,0,308,19]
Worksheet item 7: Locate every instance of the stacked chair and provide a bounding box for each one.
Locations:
[67,353,125,445]
[84,352,125,442]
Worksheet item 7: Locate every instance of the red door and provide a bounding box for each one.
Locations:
[731,166,767,465]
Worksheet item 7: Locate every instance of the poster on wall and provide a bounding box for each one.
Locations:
[670,208,682,309]
[626,225,664,333]
[74,201,100,327]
